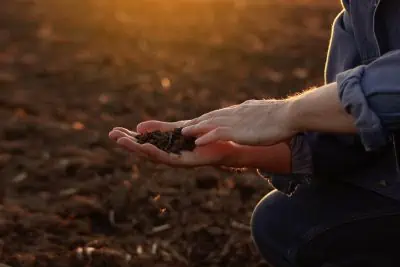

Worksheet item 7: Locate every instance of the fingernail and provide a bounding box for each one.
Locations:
[117,137,126,144]
[195,138,203,145]
[183,126,192,133]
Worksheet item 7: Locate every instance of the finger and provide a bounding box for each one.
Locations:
[109,133,150,159]
[109,130,128,141]
[129,147,149,159]
[182,117,230,136]
[184,107,237,127]
[136,120,188,134]
[242,99,258,104]
[136,150,150,159]
[109,130,120,141]
[112,127,136,136]
[114,137,149,159]
[117,137,181,165]
[195,127,233,146]
[109,129,138,141]
[182,124,217,137]
[118,138,207,167]
[116,135,144,154]
[140,143,181,165]
[116,137,151,156]
[134,142,207,167]
[115,135,149,157]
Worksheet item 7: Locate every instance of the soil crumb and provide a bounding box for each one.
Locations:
[136,128,196,154]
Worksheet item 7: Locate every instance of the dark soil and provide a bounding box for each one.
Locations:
[0,0,340,266]
[136,128,196,154]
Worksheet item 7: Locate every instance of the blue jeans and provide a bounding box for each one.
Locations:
[251,179,400,267]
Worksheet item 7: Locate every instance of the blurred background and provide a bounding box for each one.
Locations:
[0,0,340,266]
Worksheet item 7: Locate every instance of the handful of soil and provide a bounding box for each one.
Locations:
[136,127,196,154]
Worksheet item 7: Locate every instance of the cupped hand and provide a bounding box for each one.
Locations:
[181,99,297,146]
[108,120,239,167]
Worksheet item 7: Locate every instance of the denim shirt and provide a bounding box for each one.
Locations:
[259,0,400,200]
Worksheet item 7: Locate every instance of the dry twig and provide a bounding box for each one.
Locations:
[151,224,172,234]
[231,220,251,232]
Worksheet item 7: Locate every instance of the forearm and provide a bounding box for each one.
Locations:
[288,82,358,134]
[225,142,291,173]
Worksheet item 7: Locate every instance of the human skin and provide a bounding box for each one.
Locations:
[109,82,357,174]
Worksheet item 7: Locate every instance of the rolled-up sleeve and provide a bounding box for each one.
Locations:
[258,0,400,193]
[337,50,400,151]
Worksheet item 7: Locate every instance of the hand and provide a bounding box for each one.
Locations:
[181,99,298,146]
[108,121,241,167]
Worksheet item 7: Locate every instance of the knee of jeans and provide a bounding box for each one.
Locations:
[251,191,292,250]
[251,190,298,266]
[252,190,284,238]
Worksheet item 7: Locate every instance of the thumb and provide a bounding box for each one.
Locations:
[136,120,187,134]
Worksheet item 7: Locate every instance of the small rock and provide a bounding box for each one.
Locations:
[292,68,309,79]
[12,172,27,183]
[59,188,79,197]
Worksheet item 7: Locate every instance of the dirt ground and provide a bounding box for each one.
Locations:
[0,0,340,266]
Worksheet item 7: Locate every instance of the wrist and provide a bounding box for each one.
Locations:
[285,97,303,134]
[284,83,358,134]
[219,143,246,168]
[220,143,291,173]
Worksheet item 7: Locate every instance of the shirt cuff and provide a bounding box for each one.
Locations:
[336,65,388,151]
[257,134,313,195]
